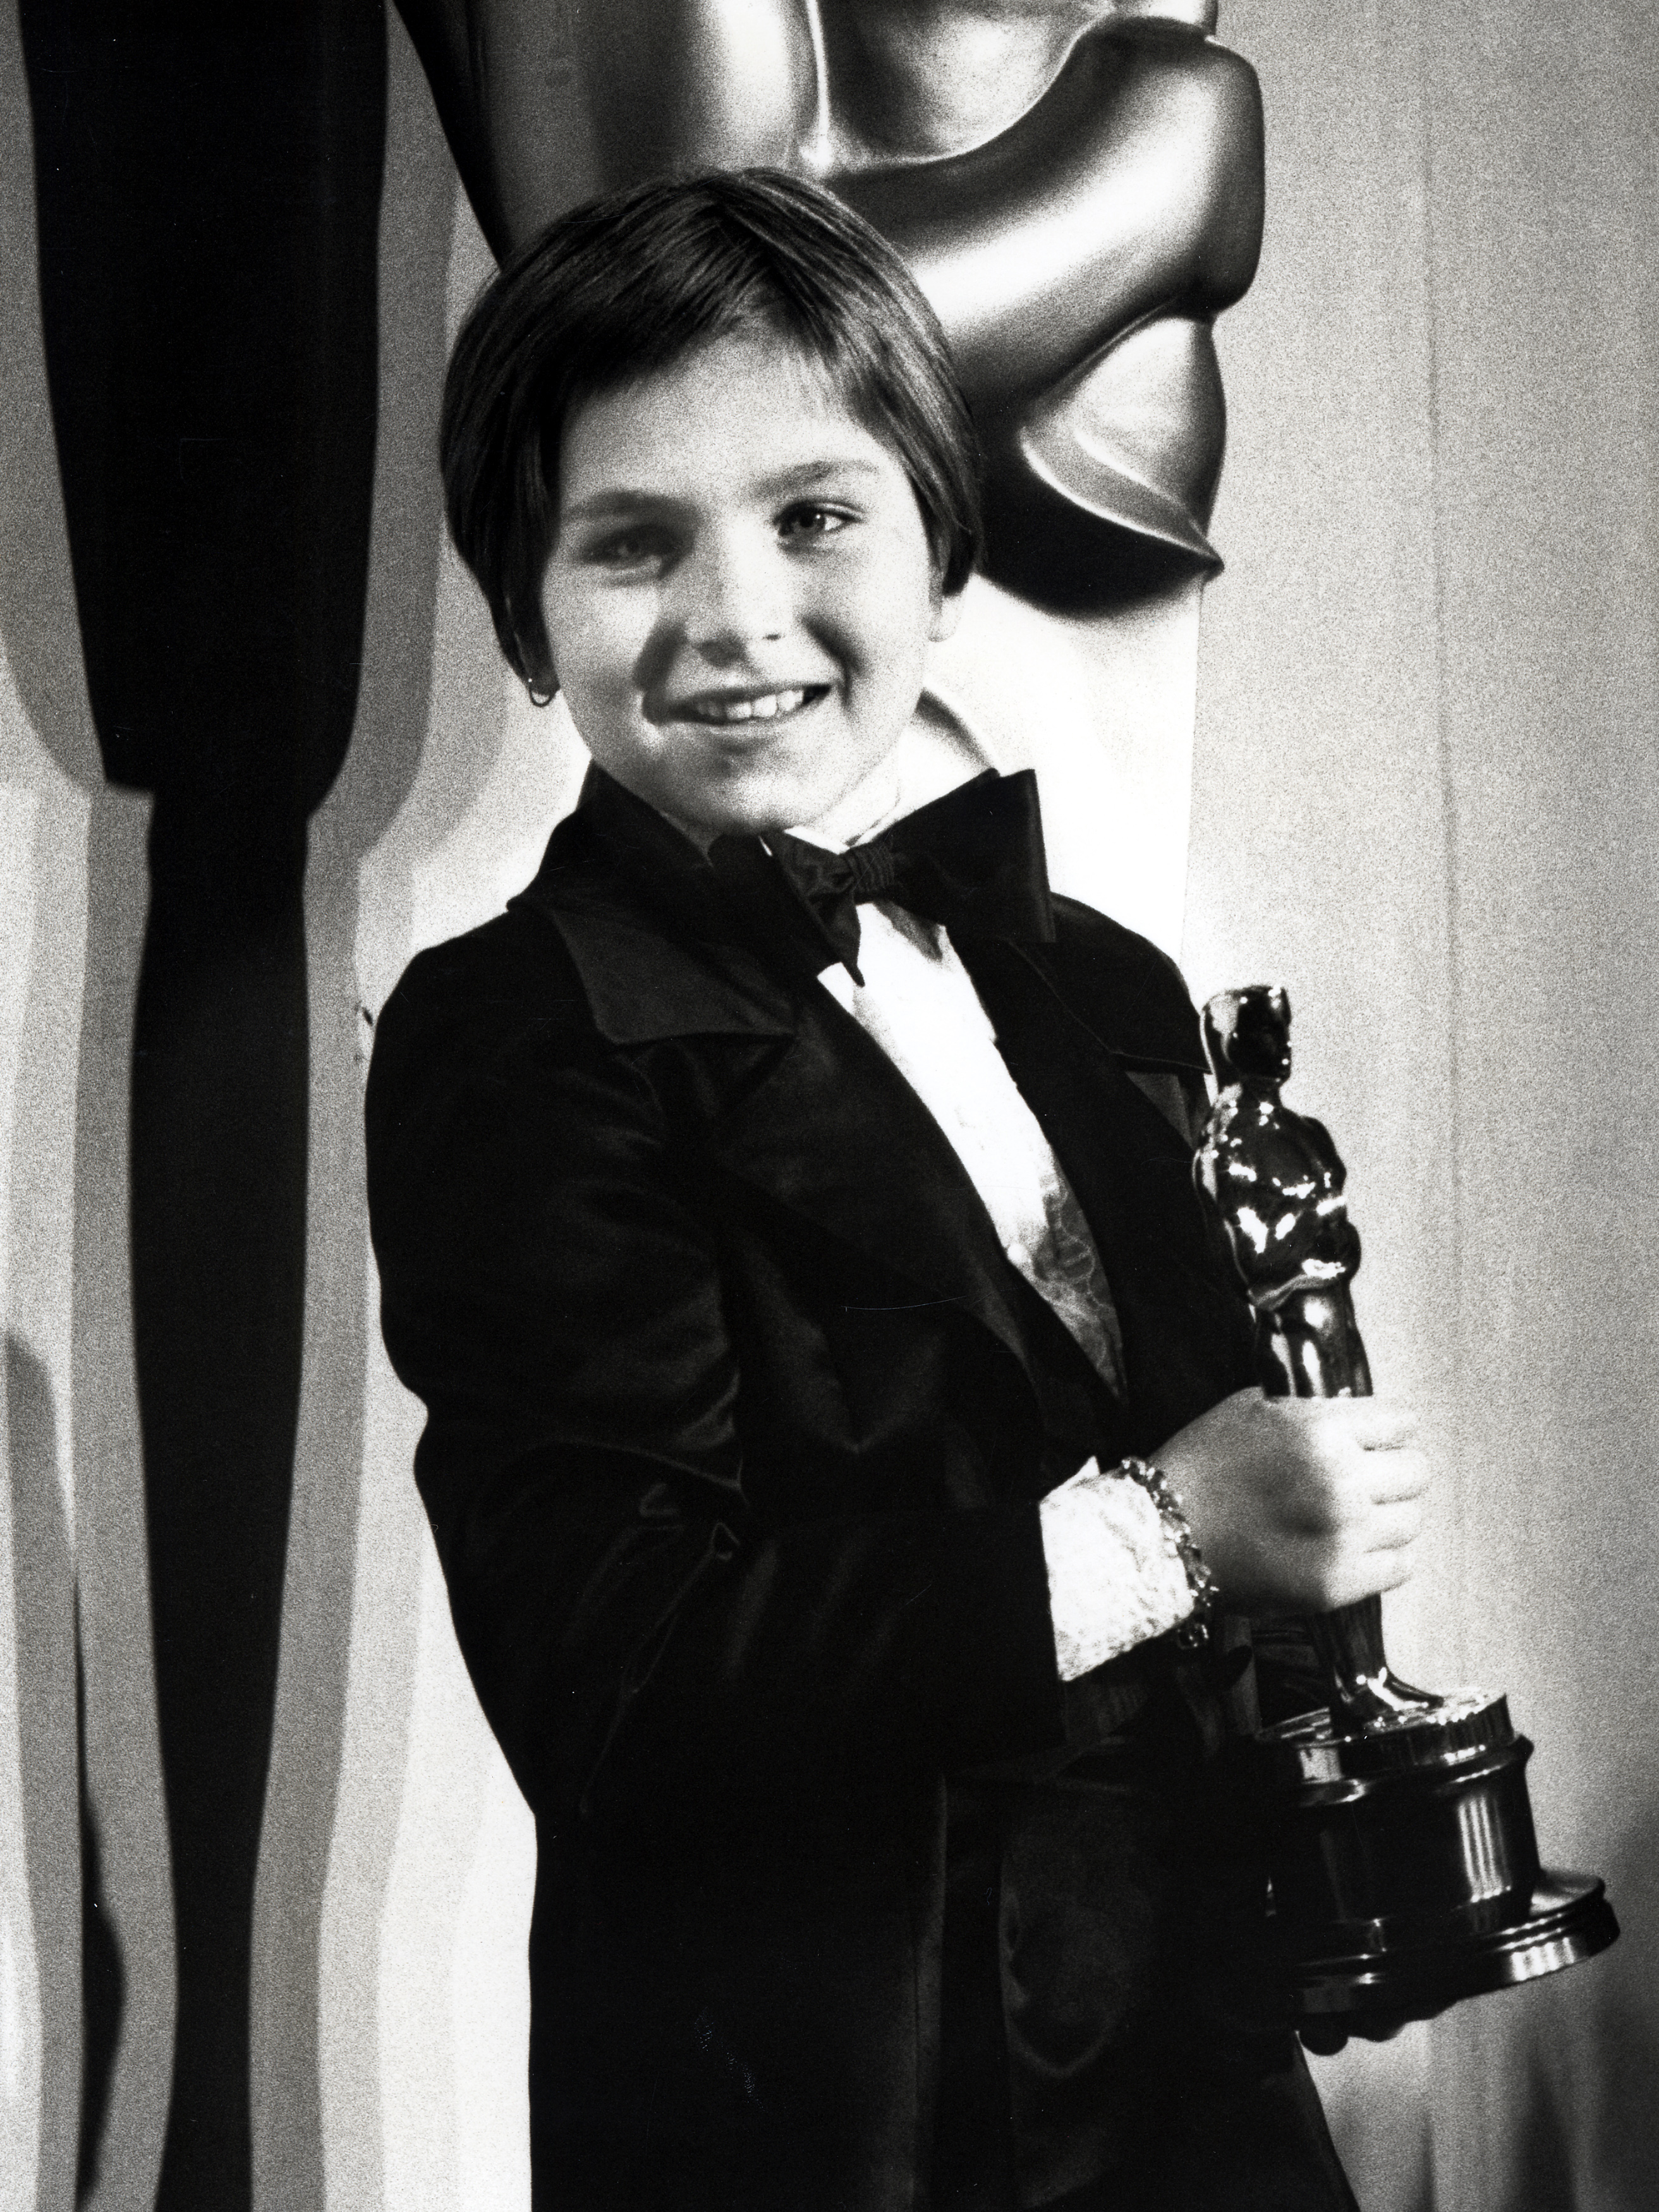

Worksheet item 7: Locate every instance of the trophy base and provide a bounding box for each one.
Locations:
[1243,1689,1619,2024]
[1263,1868,1619,2022]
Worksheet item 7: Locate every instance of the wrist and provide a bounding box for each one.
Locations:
[1115,1456,1221,1650]
[1038,1455,1219,1680]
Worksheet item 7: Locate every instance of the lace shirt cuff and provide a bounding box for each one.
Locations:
[1038,1457,1196,1681]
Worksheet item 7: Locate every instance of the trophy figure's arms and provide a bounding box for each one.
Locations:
[397,1,1260,349]
[837,23,1261,425]
[394,1,1261,597]
[810,3,1263,586]
[814,0,1220,167]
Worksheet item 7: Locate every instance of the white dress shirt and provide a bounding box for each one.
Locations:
[808,887,1198,1679]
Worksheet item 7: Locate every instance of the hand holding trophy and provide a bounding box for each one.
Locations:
[1194,986,1618,2026]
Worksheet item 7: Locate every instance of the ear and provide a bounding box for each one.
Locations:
[928,582,965,644]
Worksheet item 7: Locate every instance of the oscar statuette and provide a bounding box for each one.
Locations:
[1195,986,1618,2024]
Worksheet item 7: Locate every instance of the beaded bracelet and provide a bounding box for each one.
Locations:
[1117,1455,1220,1650]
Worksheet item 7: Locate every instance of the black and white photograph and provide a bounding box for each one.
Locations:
[0,4,1651,2208]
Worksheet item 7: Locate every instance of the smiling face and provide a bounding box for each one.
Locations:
[540,329,962,840]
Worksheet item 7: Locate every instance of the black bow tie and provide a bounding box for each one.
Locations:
[710,769,1054,985]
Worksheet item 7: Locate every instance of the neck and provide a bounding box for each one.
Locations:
[788,693,996,849]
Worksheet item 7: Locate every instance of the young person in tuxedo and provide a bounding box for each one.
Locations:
[365,170,1427,2212]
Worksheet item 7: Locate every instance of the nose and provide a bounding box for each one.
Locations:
[676,523,789,662]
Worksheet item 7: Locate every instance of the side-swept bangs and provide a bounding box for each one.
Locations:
[441,169,983,684]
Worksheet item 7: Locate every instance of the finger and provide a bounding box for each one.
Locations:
[1313,1534,1421,1609]
[1358,1445,1430,1504]
[1318,1447,1427,1526]
[1356,1498,1425,1553]
[1315,1463,1426,1541]
[1342,1398,1419,1450]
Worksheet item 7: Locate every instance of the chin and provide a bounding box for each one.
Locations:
[679,770,841,841]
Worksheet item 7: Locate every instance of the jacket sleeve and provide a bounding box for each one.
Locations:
[365,939,1068,1833]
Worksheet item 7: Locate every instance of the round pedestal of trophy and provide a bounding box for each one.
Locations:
[1248,1690,1620,2022]
[1270,1869,1620,2022]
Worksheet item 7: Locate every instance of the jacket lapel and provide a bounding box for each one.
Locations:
[706,985,1064,1395]
[961,933,1256,1446]
[511,774,1249,1446]
[511,784,1059,1402]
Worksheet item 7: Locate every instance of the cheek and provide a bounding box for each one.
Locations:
[545,582,651,701]
[821,543,937,686]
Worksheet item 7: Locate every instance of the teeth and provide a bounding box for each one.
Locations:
[696,688,808,724]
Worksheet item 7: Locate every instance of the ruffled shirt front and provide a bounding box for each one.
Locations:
[814,899,1196,1677]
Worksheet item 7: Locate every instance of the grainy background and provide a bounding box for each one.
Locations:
[1188,6,1659,2203]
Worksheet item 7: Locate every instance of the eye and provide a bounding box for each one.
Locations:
[579,523,678,573]
[777,501,853,544]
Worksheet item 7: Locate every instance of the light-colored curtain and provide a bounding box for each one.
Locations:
[1186,4,1659,2204]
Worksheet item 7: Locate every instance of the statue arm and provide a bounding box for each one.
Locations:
[837,25,1263,417]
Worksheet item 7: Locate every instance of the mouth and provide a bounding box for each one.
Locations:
[667,684,831,727]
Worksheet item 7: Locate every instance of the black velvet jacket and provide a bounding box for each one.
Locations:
[365,770,1353,2212]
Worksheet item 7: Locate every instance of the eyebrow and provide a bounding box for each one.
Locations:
[561,458,885,523]
[756,459,884,495]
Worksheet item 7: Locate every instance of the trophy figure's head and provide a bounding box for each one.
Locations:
[1194,983,1371,1399]
[1201,983,1292,1091]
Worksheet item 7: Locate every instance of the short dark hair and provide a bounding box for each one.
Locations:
[440,169,983,685]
